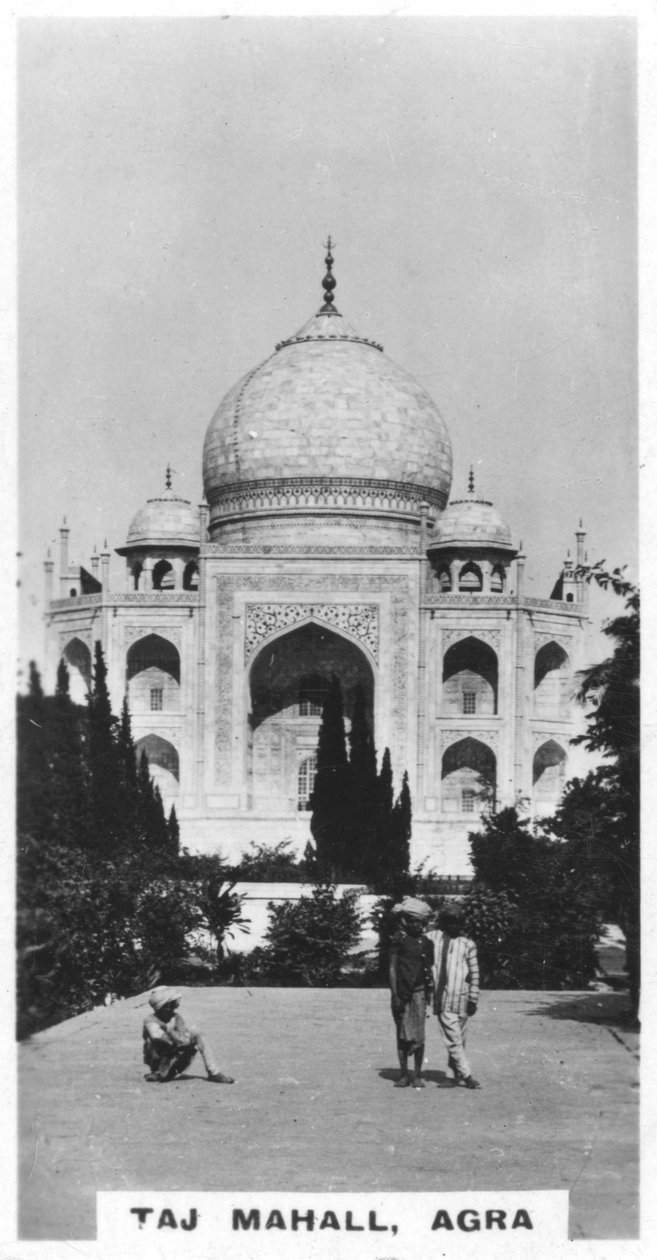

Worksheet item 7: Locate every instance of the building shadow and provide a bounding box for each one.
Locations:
[522,990,636,1028]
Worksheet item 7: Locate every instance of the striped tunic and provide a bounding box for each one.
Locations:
[428,930,480,1018]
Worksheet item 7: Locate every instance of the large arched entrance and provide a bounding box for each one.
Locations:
[247,621,374,813]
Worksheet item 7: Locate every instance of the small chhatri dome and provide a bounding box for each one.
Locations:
[119,471,199,551]
[202,243,453,545]
[429,470,516,554]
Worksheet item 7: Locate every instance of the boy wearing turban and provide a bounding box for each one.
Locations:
[388,897,434,1089]
[142,987,235,1084]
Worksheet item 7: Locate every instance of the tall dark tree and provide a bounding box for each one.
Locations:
[86,641,123,851]
[559,563,640,1014]
[346,684,379,881]
[48,658,88,846]
[310,676,351,879]
[390,770,412,885]
[167,805,180,858]
[16,662,51,840]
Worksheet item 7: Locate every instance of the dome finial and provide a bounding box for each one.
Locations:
[320,236,337,312]
[468,465,475,495]
[165,464,172,491]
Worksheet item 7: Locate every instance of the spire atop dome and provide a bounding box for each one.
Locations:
[319,236,338,313]
[165,464,172,491]
[468,465,475,495]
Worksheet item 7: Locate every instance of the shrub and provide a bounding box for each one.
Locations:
[229,840,309,883]
[257,884,364,986]
[465,808,601,989]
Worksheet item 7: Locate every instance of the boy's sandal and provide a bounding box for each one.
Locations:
[462,1076,481,1089]
[207,1072,235,1083]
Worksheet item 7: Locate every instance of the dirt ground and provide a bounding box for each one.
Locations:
[18,986,639,1242]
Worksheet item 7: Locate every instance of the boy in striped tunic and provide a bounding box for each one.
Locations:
[428,908,481,1089]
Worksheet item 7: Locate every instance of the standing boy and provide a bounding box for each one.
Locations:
[142,987,235,1084]
[428,907,481,1089]
[388,896,435,1089]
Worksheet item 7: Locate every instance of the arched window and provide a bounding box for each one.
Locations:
[534,642,570,719]
[127,634,181,713]
[443,636,498,715]
[298,755,317,812]
[62,637,92,704]
[437,566,452,592]
[135,734,180,804]
[458,562,483,592]
[131,562,143,591]
[183,561,199,591]
[152,560,175,591]
[441,737,496,815]
[533,740,567,809]
[490,564,505,593]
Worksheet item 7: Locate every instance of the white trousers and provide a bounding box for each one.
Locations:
[436,1010,471,1079]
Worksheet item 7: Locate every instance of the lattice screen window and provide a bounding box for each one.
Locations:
[462,691,476,714]
[298,755,318,811]
[150,688,164,711]
[461,788,476,813]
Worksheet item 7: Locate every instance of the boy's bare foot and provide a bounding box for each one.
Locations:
[207,1072,235,1083]
[412,1077,425,1089]
[462,1076,481,1089]
[394,1075,411,1087]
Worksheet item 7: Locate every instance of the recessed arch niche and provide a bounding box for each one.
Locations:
[247,621,374,813]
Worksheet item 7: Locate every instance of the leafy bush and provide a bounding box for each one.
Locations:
[253,884,364,986]
[465,808,601,989]
[228,840,309,883]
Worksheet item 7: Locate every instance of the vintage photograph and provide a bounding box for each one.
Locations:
[13,9,640,1254]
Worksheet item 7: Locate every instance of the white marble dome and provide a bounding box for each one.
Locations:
[123,488,199,550]
[202,296,453,544]
[429,494,516,553]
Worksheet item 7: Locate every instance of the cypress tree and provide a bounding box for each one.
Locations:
[347,684,379,882]
[167,805,180,858]
[310,675,351,880]
[86,641,123,852]
[49,658,89,847]
[390,771,412,887]
[17,662,51,840]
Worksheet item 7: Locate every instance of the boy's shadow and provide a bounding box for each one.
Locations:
[143,1072,210,1084]
[378,1067,456,1089]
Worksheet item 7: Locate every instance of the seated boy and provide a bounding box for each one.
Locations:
[142,987,235,1084]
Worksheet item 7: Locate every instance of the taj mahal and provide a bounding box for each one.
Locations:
[42,243,592,874]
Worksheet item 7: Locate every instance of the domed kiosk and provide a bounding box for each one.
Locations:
[116,468,200,592]
[44,244,591,873]
[203,239,452,546]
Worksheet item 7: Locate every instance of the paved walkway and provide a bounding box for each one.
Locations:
[18,987,639,1242]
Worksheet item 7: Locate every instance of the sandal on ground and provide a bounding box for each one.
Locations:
[462,1076,481,1089]
[394,1075,411,1087]
[207,1072,235,1083]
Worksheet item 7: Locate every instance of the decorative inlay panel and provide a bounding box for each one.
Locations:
[123,625,183,648]
[244,603,379,663]
[214,573,409,782]
[442,628,501,652]
[59,628,92,650]
[208,475,447,518]
[205,542,418,556]
[532,729,570,751]
[424,594,512,608]
[534,632,572,654]
[440,728,500,752]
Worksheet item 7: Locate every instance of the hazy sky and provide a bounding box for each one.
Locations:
[17,14,637,675]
